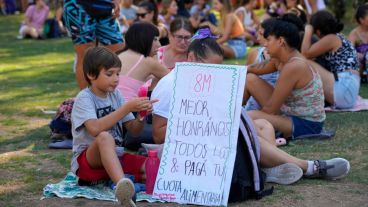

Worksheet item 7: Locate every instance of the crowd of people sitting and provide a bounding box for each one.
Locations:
[14,0,368,206]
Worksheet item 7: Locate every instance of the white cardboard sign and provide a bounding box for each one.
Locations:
[153,62,247,206]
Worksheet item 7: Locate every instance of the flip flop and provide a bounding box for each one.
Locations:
[276,137,288,147]
[293,129,336,140]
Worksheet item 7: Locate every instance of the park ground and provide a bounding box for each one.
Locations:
[1,10,368,207]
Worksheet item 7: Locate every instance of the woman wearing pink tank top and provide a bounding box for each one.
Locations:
[117,22,169,101]
[156,17,193,71]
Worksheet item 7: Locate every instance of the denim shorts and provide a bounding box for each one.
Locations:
[334,71,360,109]
[290,116,324,139]
[227,39,247,59]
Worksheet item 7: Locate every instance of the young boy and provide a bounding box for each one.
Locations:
[71,47,156,207]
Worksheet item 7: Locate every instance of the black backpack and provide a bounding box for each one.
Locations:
[48,98,74,149]
[228,109,273,202]
[43,18,62,38]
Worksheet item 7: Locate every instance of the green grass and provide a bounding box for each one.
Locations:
[0,12,368,207]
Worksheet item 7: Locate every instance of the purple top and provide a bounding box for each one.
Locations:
[356,43,368,54]
[25,5,49,30]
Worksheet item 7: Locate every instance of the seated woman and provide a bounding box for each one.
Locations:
[137,1,170,46]
[349,4,368,82]
[235,0,260,44]
[152,27,350,185]
[302,10,360,109]
[190,0,211,23]
[158,0,178,30]
[244,19,325,139]
[18,0,49,39]
[117,22,169,150]
[245,18,279,111]
[55,0,67,35]
[157,17,194,71]
[284,0,307,25]
[202,0,247,59]
[117,22,169,101]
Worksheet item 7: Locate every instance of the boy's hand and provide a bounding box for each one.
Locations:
[127,97,158,112]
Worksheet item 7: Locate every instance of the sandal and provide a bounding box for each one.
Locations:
[276,137,288,147]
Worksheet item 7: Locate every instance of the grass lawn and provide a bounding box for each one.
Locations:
[1,13,368,207]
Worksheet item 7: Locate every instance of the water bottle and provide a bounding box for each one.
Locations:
[145,150,160,194]
[137,79,152,119]
[364,53,368,83]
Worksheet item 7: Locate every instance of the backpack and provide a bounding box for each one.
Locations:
[228,109,273,202]
[43,18,62,38]
[48,98,75,149]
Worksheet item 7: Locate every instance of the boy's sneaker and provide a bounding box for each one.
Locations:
[305,158,350,180]
[115,178,136,207]
[263,163,303,185]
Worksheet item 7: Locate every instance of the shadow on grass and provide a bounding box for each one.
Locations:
[0,125,50,153]
[0,15,74,62]
[0,59,78,115]
[0,38,74,65]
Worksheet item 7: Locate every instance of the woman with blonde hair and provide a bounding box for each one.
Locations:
[202,0,247,59]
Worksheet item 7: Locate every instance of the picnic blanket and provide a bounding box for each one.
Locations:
[43,172,164,203]
[325,96,368,112]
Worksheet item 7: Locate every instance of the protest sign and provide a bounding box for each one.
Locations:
[153,62,246,206]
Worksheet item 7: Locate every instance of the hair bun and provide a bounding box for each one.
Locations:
[191,27,218,41]
[335,21,344,33]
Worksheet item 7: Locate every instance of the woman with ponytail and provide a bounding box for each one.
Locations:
[301,10,360,109]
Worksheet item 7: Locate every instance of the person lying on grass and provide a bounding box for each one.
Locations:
[71,47,157,207]
[152,28,350,185]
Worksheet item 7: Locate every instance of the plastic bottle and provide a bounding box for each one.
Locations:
[145,150,160,194]
[365,52,368,72]
[364,53,368,83]
[137,79,152,119]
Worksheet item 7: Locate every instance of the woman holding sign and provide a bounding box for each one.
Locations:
[244,19,326,140]
[152,27,350,185]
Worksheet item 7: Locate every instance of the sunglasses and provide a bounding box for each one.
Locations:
[137,13,147,18]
